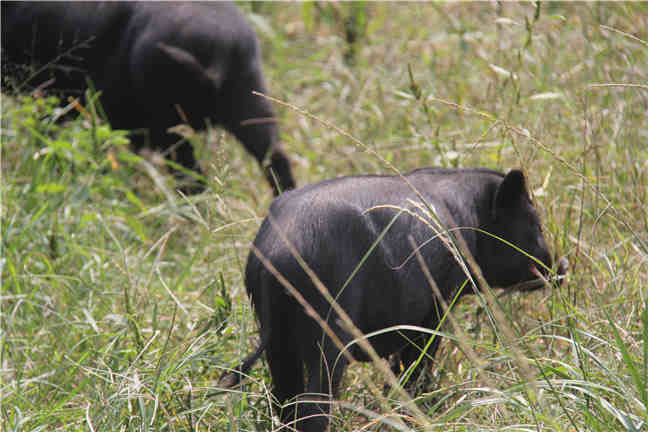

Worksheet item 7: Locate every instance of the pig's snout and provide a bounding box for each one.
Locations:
[555,256,568,286]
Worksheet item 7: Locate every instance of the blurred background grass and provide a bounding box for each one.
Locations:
[1,2,647,431]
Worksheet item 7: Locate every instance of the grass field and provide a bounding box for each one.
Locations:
[2,2,647,431]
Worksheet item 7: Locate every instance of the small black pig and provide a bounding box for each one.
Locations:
[221,167,567,431]
[1,1,294,195]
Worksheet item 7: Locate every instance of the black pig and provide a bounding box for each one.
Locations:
[1,1,294,195]
[221,167,567,431]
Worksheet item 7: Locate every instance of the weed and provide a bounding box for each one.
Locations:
[2,2,647,431]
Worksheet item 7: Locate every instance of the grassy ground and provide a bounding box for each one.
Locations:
[2,2,647,431]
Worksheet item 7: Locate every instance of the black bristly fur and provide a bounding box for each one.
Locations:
[1,1,295,195]
[221,167,566,432]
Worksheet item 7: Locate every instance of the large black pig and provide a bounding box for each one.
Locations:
[1,1,294,195]
[221,167,567,431]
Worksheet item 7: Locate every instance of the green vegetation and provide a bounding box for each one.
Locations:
[2,2,647,431]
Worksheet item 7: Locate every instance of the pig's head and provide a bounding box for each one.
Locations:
[479,170,567,291]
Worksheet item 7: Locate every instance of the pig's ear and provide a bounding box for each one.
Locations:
[157,42,224,88]
[493,169,528,217]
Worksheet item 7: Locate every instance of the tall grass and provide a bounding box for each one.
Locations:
[2,2,647,431]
